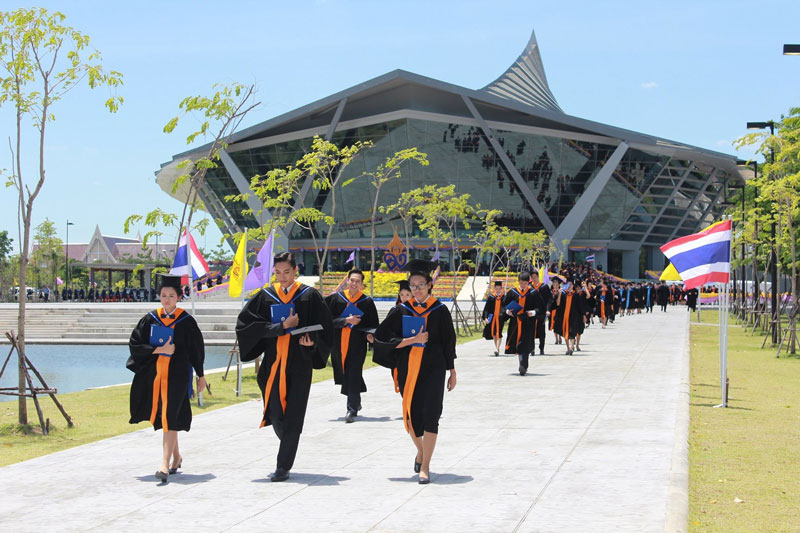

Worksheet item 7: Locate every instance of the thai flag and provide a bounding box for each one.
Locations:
[660,219,731,290]
[170,229,209,281]
[585,254,595,262]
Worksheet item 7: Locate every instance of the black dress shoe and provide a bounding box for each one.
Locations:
[155,470,169,483]
[271,467,290,482]
[418,475,430,485]
[168,459,182,475]
[539,348,544,355]
[345,411,356,423]
[518,365,526,376]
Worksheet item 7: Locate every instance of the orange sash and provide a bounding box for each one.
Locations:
[402,296,437,434]
[562,292,573,339]
[515,286,530,347]
[260,282,301,428]
[339,290,364,372]
[600,289,607,319]
[150,307,185,431]
[491,296,501,338]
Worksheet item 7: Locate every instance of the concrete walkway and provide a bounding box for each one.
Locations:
[0,309,690,532]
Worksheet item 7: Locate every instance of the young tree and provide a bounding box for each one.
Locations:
[382,188,426,255]
[362,148,428,296]
[30,218,62,291]
[288,136,370,293]
[127,83,259,251]
[0,8,123,424]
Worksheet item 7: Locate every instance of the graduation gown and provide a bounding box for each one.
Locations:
[553,290,584,339]
[503,286,544,354]
[127,308,205,432]
[481,294,506,340]
[235,282,333,432]
[324,290,379,395]
[373,297,456,437]
[596,288,613,320]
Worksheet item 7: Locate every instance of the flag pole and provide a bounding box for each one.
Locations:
[236,229,247,397]
[715,215,733,408]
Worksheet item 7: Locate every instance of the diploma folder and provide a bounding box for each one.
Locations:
[290,324,324,336]
[505,300,523,314]
[340,303,363,329]
[402,315,426,347]
[149,325,173,348]
[271,303,295,323]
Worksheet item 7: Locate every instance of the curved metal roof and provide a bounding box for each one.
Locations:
[481,30,563,113]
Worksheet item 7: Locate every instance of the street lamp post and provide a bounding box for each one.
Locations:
[66,220,75,293]
[746,121,777,343]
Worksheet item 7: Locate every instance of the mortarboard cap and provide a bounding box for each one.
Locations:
[394,279,411,291]
[401,258,438,274]
[157,274,182,292]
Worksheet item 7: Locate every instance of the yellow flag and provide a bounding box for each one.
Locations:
[229,232,248,298]
[659,262,682,281]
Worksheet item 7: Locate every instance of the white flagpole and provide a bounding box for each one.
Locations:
[236,229,247,397]
[715,215,732,408]
[186,228,202,406]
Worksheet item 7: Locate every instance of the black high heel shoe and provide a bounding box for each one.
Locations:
[168,458,182,475]
[414,459,422,473]
[155,470,169,483]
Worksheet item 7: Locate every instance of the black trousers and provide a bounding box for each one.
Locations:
[271,419,301,471]
[345,362,363,414]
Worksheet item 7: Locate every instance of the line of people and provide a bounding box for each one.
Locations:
[127,254,456,486]
[481,272,676,375]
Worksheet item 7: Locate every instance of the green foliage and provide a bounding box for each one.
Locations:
[733,106,800,302]
[0,230,13,262]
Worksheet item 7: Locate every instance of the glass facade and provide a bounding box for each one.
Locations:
[199,116,735,257]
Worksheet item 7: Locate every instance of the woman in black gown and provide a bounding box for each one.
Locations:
[127,275,206,482]
[374,263,457,484]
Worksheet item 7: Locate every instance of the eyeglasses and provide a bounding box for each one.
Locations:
[409,283,428,290]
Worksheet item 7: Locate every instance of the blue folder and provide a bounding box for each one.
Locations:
[340,303,363,329]
[505,300,523,314]
[149,325,174,348]
[271,303,296,332]
[403,315,426,347]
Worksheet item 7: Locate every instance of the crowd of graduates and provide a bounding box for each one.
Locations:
[481,262,689,375]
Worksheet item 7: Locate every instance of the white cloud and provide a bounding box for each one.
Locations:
[640,81,658,89]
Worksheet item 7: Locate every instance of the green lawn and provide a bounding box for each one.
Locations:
[689,310,800,532]
[1,332,482,467]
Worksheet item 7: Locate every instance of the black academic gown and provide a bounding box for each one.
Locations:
[596,288,613,320]
[324,290,379,395]
[481,294,506,340]
[553,290,584,339]
[127,308,205,432]
[373,299,456,437]
[503,287,542,354]
[235,283,333,433]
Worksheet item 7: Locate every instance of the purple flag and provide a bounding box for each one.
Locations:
[244,233,274,291]
[432,250,439,261]
[346,250,355,263]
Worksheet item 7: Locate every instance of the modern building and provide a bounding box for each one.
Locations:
[156,31,746,279]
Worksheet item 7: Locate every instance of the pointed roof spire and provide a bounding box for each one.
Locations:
[480,30,562,113]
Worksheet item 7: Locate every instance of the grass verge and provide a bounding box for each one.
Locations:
[689,310,800,532]
[1,333,482,467]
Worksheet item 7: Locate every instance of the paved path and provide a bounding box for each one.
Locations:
[0,309,690,532]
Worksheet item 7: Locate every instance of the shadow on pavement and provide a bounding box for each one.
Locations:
[433,473,474,485]
[328,416,393,423]
[251,473,350,486]
[135,473,216,484]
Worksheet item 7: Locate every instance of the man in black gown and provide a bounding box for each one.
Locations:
[235,252,333,482]
[324,269,379,423]
[503,271,544,376]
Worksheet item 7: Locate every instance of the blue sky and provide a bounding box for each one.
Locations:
[2,0,799,252]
